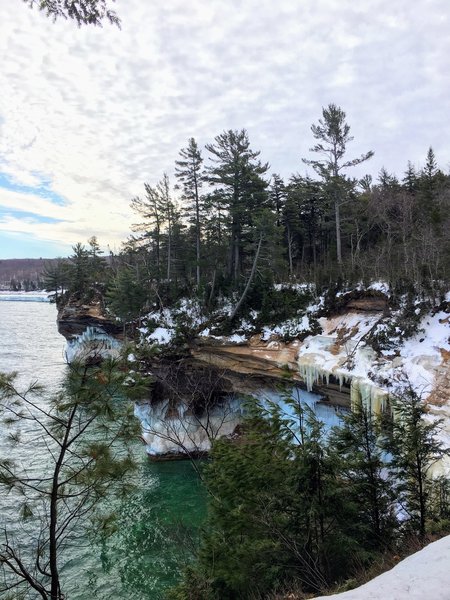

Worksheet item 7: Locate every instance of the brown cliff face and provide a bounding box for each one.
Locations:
[57,300,123,340]
[191,337,351,407]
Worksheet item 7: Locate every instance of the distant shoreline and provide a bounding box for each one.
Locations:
[0,291,50,302]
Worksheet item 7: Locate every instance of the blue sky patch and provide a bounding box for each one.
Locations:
[0,207,63,224]
[0,171,68,207]
[0,231,70,259]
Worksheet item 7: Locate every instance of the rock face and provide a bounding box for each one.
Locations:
[191,337,351,406]
[191,306,450,421]
[57,300,123,340]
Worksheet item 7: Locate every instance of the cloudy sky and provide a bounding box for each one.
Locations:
[0,0,449,258]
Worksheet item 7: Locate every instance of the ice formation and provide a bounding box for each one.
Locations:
[350,378,388,414]
[0,292,49,302]
[135,396,244,456]
[65,326,121,363]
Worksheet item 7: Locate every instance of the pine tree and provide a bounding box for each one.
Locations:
[0,361,140,599]
[418,147,443,225]
[131,175,178,282]
[382,386,450,537]
[175,138,205,287]
[303,104,374,266]
[206,129,270,282]
[25,0,120,27]
[269,173,286,227]
[68,242,91,300]
[42,259,71,305]
[402,161,417,194]
[286,175,326,277]
[106,266,148,322]
[329,400,396,550]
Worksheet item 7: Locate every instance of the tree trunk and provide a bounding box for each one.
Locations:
[194,176,201,287]
[230,234,262,321]
[335,194,342,265]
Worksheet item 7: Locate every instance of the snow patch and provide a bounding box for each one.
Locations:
[313,535,450,600]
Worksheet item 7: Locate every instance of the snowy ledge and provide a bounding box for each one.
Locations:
[313,535,450,600]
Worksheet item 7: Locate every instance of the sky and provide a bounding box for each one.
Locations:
[0,0,449,259]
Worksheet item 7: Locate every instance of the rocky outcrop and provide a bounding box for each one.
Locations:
[57,299,123,340]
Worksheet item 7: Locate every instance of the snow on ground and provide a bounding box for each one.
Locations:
[313,535,450,600]
[261,315,311,341]
[390,310,450,395]
[147,327,173,345]
[297,308,449,403]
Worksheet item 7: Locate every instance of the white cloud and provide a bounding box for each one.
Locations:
[0,0,450,255]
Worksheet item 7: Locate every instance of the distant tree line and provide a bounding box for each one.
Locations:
[0,258,50,291]
[8,277,43,292]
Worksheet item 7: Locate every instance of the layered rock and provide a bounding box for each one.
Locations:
[191,306,449,421]
[57,299,122,340]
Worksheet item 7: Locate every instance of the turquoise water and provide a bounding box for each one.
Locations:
[98,461,207,599]
[0,299,345,598]
[0,300,206,599]
[61,459,207,599]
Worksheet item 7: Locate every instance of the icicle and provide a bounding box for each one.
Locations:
[298,362,331,391]
[350,378,388,415]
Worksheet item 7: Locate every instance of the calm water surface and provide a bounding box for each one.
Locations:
[0,299,206,599]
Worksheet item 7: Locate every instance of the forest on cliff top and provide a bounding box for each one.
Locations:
[42,106,449,326]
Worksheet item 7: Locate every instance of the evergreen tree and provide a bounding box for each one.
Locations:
[175,138,205,288]
[378,167,400,190]
[206,129,270,281]
[173,396,369,599]
[418,146,443,225]
[303,104,374,266]
[402,161,417,194]
[68,242,91,300]
[286,175,326,277]
[156,173,178,281]
[42,259,71,305]
[329,400,396,550]
[382,386,450,537]
[131,175,178,282]
[106,266,148,322]
[269,173,286,227]
[25,0,120,27]
[0,360,140,599]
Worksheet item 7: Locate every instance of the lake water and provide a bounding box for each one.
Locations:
[0,298,206,599]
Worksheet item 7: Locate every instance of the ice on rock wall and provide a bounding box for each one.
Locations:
[350,378,388,414]
[297,362,352,394]
[65,326,121,363]
[297,358,387,416]
[135,386,346,456]
[298,363,330,391]
[135,396,244,456]
[257,386,346,431]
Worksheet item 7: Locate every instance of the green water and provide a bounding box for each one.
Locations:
[0,300,206,599]
[99,460,206,599]
[60,458,207,599]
